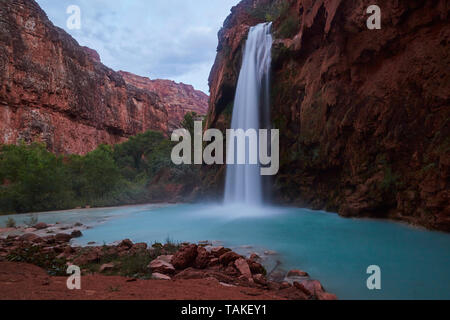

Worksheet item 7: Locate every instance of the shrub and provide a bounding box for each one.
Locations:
[5,217,16,228]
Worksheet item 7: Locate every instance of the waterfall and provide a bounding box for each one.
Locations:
[224,22,273,206]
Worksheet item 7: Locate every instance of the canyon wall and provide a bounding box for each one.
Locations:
[119,71,208,131]
[0,0,207,155]
[205,0,450,231]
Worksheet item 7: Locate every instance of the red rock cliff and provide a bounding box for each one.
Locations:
[0,0,207,155]
[206,0,450,231]
[119,71,209,131]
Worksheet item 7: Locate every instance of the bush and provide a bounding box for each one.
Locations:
[5,217,16,228]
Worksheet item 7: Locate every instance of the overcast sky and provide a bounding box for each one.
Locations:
[36,0,240,93]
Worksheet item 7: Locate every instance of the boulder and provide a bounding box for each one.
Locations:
[151,273,171,280]
[55,233,72,243]
[70,230,83,238]
[287,269,309,277]
[248,260,265,275]
[157,255,173,263]
[171,244,198,270]
[19,233,39,242]
[210,246,229,257]
[218,251,241,265]
[208,258,219,267]
[148,259,175,275]
[194,246,210,269]
[133,243,148,250]
[253,274,268,286]
[34,223,48,230]
[119,239,133,249]
[234,258,252,279]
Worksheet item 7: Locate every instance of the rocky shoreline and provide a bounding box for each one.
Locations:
[0,223,336,300]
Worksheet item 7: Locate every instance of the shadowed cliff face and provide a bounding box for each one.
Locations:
[206,0,450,231]
[0,0,207,155]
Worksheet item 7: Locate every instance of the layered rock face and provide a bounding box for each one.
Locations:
[119,71,208,131]
[206,0,450,231]
[0,0,207,155]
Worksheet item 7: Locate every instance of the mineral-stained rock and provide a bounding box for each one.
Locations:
[210,246,229,257]
[171,244,198,270]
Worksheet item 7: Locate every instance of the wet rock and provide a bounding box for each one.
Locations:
[171,244,198,270]
[70,230,83,238]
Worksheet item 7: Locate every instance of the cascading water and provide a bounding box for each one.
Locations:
[224,22,273,206]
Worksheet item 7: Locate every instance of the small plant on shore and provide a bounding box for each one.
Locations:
[5,217,16,228]
[24,213,38,227]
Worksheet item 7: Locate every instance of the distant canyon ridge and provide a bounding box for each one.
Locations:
[0,0,208,155]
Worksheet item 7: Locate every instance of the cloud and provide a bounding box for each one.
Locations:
[36,0,241,93]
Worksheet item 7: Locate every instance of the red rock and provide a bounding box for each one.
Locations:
[204,0,450,232]
[19,234,39,242]
[133,243,148,250]
[55,234,72,243]
[34,223,48,230]
[287,270,309,278]
[234,258,252,279]
[253,274,268,286]
[148,259,175,275]
[171,244,198,270]
[119,239,133,249]
[248,260,265,275]
[210,246,229,257]
[194,246,210,269]
[0,0,207,155]
[218,251,241,266]
[208,258,219,267]
[119,71,208,132]
[70,230,83,238]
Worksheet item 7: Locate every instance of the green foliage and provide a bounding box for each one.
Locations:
[7,245,67,276]
[248,1,290,22]
[0,130,196,215]
[24,213,38,227]
[276,15,300,39]
[5,217,16,228]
